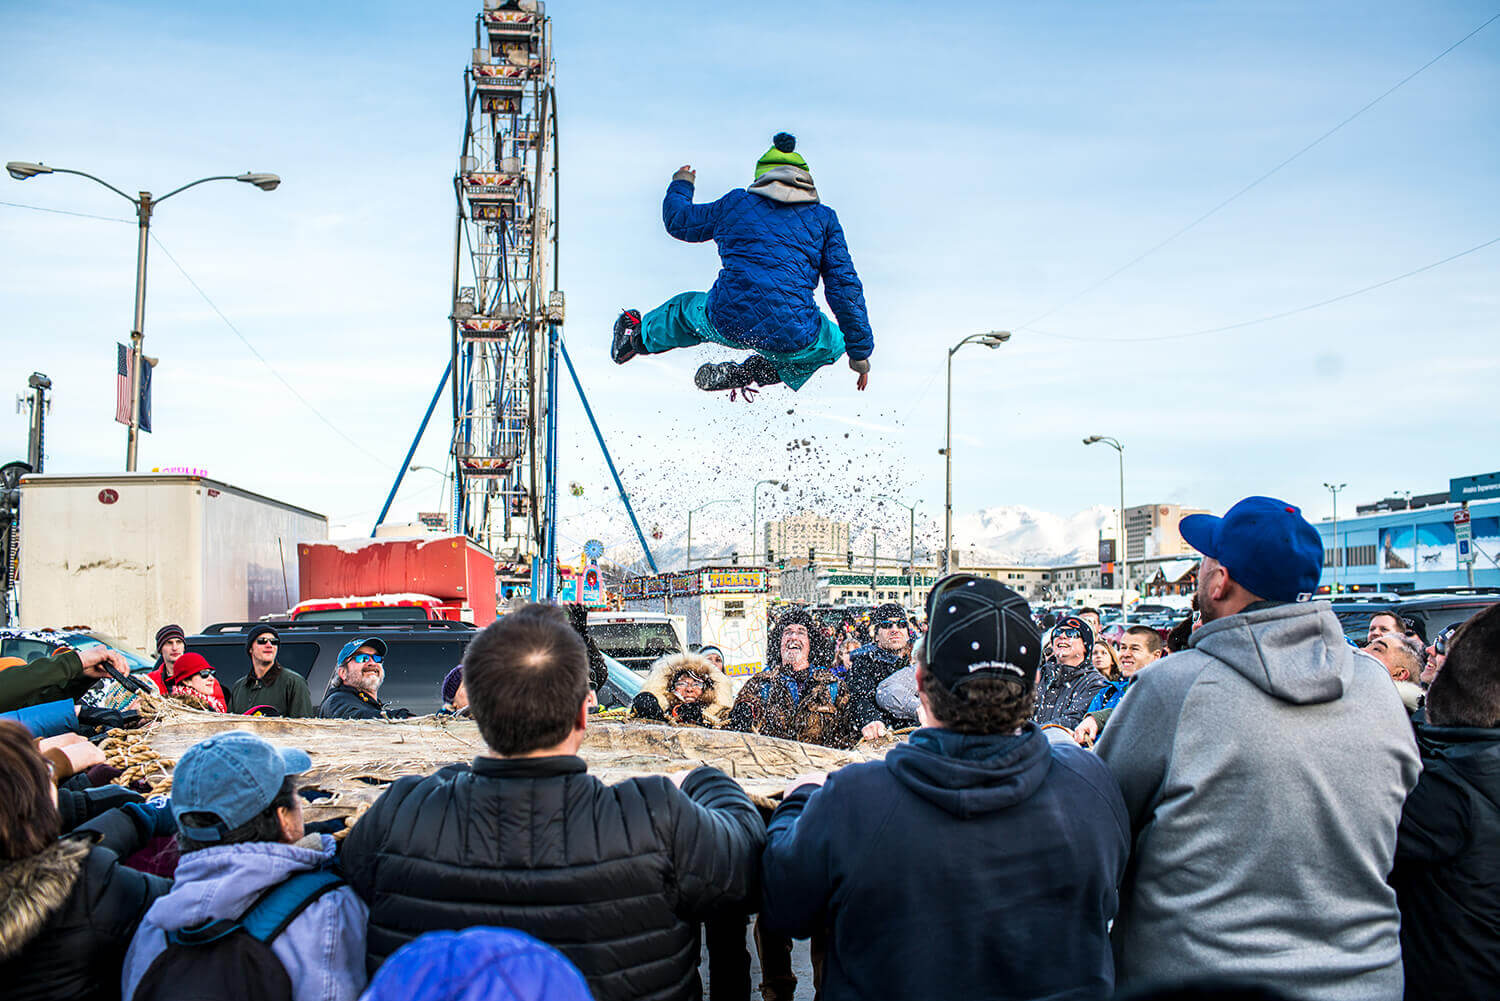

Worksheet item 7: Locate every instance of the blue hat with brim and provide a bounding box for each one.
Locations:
[337,636,388,665]
[1180,496,1323,603]
[172,731,311,842]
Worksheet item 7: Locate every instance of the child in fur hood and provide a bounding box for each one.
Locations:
[632,652,735,727]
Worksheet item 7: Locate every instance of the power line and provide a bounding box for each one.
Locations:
[148,233,391,464]
[0,200,131,224]
[1028,234,1500,344]
[1019,10,1500,331]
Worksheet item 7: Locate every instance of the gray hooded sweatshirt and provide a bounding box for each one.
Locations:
[1096,601,1419,1001]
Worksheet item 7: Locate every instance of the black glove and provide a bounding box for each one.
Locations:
[77,706,141,731]
[81,784,145,819]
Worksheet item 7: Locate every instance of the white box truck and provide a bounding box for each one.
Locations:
[17,473,328,654]
[620,567,770,689]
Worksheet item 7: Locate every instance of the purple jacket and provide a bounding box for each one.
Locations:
[120,835,367,1001]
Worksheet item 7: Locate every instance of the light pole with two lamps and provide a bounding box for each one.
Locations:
[7,160,280,471]
[1083,435,1129,611]
[1324,482,1347,592]
[943,330,1011,574]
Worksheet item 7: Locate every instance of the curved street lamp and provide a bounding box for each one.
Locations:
[685,498,739,570]
[1083,435,1128,609]
[750,479,780,564]
[7,161,280,470]
[943,330,1011,574]
[877,494,919,608]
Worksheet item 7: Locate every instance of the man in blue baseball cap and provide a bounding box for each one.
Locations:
[1096,496,1421,1000]
[121,731,369,1000]
[318,638,413,720]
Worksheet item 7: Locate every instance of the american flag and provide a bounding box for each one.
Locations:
[115,343,153,432]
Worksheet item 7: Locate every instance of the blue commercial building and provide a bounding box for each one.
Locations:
[1313,475,1500,593]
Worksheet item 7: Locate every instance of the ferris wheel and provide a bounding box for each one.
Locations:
[449,0,562,584]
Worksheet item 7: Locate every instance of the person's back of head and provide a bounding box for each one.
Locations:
[464,603,592,755]
[361,926,592,1001]
[172,731,312,851]
[1425,604,1500,728]
[0,720,61,860]
[915,575,1040,735]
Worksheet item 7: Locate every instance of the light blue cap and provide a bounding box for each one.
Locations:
[171,730,311,842]
[337,636,388,665]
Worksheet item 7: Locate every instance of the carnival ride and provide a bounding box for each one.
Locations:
[373,1,658,599]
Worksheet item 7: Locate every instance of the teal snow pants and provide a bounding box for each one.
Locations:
[639,291,846,392]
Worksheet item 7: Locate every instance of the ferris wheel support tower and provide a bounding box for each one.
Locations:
[448,0,563,598]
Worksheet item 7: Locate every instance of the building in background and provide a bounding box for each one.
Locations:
[1125,504,1211,562]
[765,512,850,566]
[1313,475,1500,593]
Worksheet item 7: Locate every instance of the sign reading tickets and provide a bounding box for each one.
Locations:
[703,570,768,594]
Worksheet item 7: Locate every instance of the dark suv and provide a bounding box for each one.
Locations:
[1325,590,1498,645]
[188,619,640,715]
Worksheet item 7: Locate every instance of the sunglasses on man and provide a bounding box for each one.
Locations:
[875,619,907,631]
[254,637,280,647]
[349,653,384,665]
[1054,627,1083,640]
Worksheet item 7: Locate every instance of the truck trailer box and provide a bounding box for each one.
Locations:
[297,535,497,627]
[18,473,328,654]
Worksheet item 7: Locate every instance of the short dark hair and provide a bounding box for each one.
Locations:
[1368,610,1404,631]
[464,603,591,755]
[1425,605,1500,728]
[178,775,298,853]
[0,721,62,859]
[1078,606,1101,618]
[917,663,1033,735]
[1124,625,1164,654]
[1167,616,1194,653]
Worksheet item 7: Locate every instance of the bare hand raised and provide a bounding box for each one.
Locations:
[673,164,697,184]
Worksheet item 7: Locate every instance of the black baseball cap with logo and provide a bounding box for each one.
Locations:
[917,574,1042,692]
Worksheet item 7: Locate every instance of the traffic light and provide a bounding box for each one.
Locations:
[808,547,816,563]
[766,547,775,564]
[731,551,739,565]
[846,550,854,569]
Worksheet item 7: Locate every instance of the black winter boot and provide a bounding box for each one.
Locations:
[694,354,783,392]
[611,309,645,364]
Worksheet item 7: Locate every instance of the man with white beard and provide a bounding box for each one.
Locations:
[318,638,414,720]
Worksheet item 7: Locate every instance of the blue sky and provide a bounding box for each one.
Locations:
[3,1,1497,562]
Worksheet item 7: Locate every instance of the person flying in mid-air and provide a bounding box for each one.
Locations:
[611,133,874,400]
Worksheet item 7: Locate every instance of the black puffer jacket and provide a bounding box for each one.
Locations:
[341,755,765,1001]
[1033,658,1110,729]
[0,815,170,1001]
[1391,718,1500,1000]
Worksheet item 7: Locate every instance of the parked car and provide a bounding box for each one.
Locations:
[585,612,685,676]
[187,618,639,714]
[0,626,157,675]
[1394,589,1500,642]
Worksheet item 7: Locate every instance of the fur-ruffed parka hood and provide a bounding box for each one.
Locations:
[640,652,736,726]
[0,838,90,959]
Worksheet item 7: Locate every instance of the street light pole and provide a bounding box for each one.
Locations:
[750,479,779,564]
[877,494,918,609]
[6,161,280,471]
[944,330,1011,575]
[1083,436,1128,610]
[686,499,737,570]
[1324,482,1347,591]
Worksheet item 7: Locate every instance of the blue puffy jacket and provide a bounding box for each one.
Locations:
[662,172,873,359]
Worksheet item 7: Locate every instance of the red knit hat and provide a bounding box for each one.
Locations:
[167,652,213,688]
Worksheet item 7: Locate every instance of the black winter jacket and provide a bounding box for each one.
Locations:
[0,811,170,1001]
[317,683,413,720]
[846,644,908,727]
[1391,718,1500,1000]
[762,725,1129,1001]
[341,755,766,1001]
[1033,657,1110,729]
